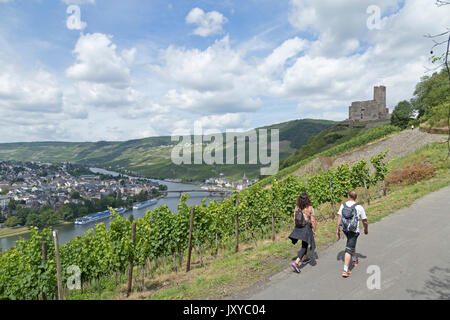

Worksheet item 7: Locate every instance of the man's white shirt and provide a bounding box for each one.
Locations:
[337,201,367,234]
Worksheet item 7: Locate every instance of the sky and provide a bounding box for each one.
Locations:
[0,0,448,142]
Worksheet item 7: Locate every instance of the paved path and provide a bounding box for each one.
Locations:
[239,186,450,300]
[333,128,446,168]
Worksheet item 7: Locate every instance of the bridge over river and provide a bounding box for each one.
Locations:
[163,189,233,197]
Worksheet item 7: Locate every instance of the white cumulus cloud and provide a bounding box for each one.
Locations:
[66,33,135,86]
[186,8,228,37]
[0,67,62,113]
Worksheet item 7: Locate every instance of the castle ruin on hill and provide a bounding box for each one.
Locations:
[349,86,390,122]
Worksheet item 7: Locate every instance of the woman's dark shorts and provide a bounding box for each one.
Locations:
[343,231,359,255]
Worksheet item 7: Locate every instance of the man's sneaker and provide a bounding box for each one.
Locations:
[342,270,352,278]
[291,262,300,273]
[301,258,311,265]
[352,257,359,266]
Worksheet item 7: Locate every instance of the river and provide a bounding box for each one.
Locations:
[0,168,226,251]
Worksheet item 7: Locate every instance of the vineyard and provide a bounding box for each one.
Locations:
[0,152,389,300]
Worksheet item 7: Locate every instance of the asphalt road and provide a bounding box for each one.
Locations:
[242,186,450,300]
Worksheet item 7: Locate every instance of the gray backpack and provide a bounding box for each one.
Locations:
[340,203,359,232]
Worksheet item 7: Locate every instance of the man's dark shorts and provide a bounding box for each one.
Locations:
[343,231,359,255]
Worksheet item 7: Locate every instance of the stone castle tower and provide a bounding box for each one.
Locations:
[349,86,390,121]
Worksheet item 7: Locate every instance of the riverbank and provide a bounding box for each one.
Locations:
[0,219,76,240]
[0,226,31,239]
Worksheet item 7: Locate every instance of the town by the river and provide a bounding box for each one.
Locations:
[0,167,226,251]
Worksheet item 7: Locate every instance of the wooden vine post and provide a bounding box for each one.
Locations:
[126,222,136,297]
[178,248,183,269]
[186,207,195,272]
[271,210,275,242]
[52,230,63,300]
[362,174,371,206]
[41,241,48,300]
[271,187,276,242]
[172,252,178,273]
[235,191,239,253]
[329,181,336,218]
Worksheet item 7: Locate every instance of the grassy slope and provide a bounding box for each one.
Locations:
[0,227,31,239]
[0,119,336,182]
[420,118,450,134]
[0,220,73,240]
[256,124,401,188]
[66,137,450,300]
[281,119,390,169]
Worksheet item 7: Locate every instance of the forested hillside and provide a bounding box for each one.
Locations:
[0,119,336,181]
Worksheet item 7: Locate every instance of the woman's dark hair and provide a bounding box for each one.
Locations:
[296,193,311,210]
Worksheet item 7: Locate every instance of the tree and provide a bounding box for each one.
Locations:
[58,205,74,221]
[412,70,450,120]
[136,190,148,202]
[391,100,415,129]
[25,213,43,228]
[429,102,450,127]
[39,208,59,227]
[5,216,21,228]
[425,0,450,158]
[15,207,32,226]
[7,199,17,212]
[77,206,88,219]
[71,192,81,200]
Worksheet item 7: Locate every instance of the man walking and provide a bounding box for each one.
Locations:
[336,190,368,278]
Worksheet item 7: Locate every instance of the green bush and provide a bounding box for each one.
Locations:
[412,69,450,120]
[428,102,449,128]
[5,216,21,228]
[391,100,415,129]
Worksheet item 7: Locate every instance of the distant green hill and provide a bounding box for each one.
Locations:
[0,119,336,182]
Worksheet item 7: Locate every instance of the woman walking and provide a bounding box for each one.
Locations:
[289,193,317,273]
